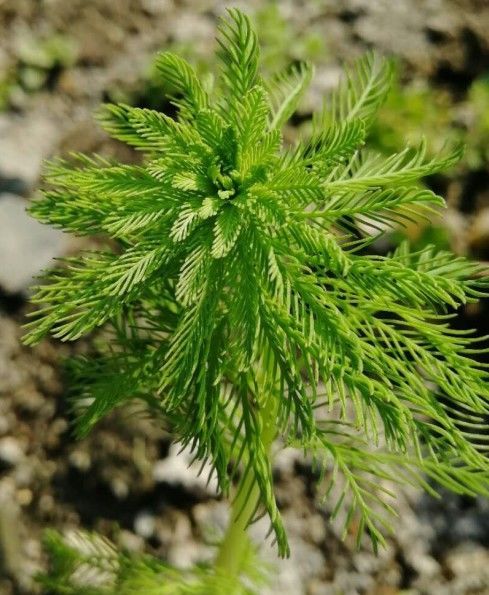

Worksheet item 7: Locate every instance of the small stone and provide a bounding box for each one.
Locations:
[331,568,375,594]
[134,511,155,538]
[0,194,66,294]
[0,113,60,186]
[170,12,215,54]
[192,501,228,541]
[14,385,45,414]
[141,0,173,14]
[38,493,55,514]
[23,537,41,559]
[0,437,24,467]
[261,537,327,595]
[167,540,210,568]
[171,511,192,542]
[110,477,129,500]
[445,544,489,578]
[153,442,218,495]
[118,530,145,553]
[353,551,380,574]
[0,417,10,436]
[410,552,440,578]
[273,446,300,475]
[0,479,23,582]
[16,489,32,507]
[306,514,327,545]
[452,515,484,541]
[469,207,489,252]
[69,450,91,472]
[13,461,35,487]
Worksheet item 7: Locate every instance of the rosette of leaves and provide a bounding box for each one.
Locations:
[25,7,489,584]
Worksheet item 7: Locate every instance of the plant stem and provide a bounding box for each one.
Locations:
[214,394,278,582]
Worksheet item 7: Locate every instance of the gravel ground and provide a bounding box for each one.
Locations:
[0,1,488,593]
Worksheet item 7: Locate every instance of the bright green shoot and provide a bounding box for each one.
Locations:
[25,8,489,592]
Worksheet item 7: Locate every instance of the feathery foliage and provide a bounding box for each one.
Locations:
[26,7,489,577]
[40,529,266,594]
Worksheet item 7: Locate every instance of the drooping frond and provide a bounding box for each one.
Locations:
[304,425,489,551]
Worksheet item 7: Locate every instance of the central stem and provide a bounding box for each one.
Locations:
[214,393,278,582]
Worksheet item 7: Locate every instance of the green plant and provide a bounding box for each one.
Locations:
[17,34,78,91]
[369,70,454,156]
[25,9,489,594]
[465,75,489,169]
[0,34,78,110]
[369,67,489,171]
[254,3,327,71]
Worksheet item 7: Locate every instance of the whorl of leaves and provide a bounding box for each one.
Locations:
[25,8,489,559]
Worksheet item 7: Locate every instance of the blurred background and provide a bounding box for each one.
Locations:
[0,1,488,593]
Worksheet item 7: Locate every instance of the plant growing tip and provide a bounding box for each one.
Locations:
[25,7,489,593]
